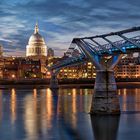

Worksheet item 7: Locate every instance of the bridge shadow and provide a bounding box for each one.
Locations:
[90,115,120,140]
[50,88,85,140]
[51,88,59,113]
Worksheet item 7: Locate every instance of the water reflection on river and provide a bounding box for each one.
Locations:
[0,87,140,140]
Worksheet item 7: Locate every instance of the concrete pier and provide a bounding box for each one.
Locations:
[50,73,59,89]
[90,70,120,115]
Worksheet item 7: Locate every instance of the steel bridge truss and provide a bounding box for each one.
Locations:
[49,26,140,71]
[66,26,140,57]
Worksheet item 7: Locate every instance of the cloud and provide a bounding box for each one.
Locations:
[0,38,12,43]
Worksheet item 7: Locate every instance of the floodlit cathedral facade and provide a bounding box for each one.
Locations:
[26,23,47,57]
[26,23,48,74]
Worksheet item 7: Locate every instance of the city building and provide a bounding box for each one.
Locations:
[115,55,140,78]
[47,48,54,58]
[0,53,140,80]
[0,57,42,79]
[0,44,3,57]
[57,62,96,79]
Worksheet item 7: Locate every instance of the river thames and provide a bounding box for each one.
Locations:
[0,87,140,140]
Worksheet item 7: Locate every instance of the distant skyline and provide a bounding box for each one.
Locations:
[0,0,140,56]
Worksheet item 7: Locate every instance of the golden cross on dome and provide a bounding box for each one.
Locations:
[34,22,39,34]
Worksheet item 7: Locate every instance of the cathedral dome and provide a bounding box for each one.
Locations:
[28,32,45,45]
[26,23,47,57]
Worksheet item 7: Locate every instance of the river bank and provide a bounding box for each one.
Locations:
[0,78,139,89]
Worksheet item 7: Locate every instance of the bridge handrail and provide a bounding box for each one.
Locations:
[101,35,140,51]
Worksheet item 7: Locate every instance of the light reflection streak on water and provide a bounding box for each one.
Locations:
[122,88,127,111]
[24,92,38,140]
[79,89,83,112]
[72,88,76,114]
[118,89,121,95]
[71,88,77,128]
[45,88,53,129]
[33,88,37,114]
[10,88,16,124]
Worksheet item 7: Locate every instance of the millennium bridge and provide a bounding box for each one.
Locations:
[48,26,140,115]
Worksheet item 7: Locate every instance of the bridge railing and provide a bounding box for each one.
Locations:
[101,35,140,51]
[69,35,140,56]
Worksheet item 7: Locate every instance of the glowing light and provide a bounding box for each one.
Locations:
[47,71,51,75]
[11,74,15,78]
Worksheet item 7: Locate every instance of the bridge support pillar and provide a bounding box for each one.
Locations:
[50,73,59,89]
[90,70,120,115]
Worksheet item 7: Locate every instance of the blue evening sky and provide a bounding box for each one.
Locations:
[0,0,140,56]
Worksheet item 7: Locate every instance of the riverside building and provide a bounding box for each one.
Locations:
[115,55,140,79]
